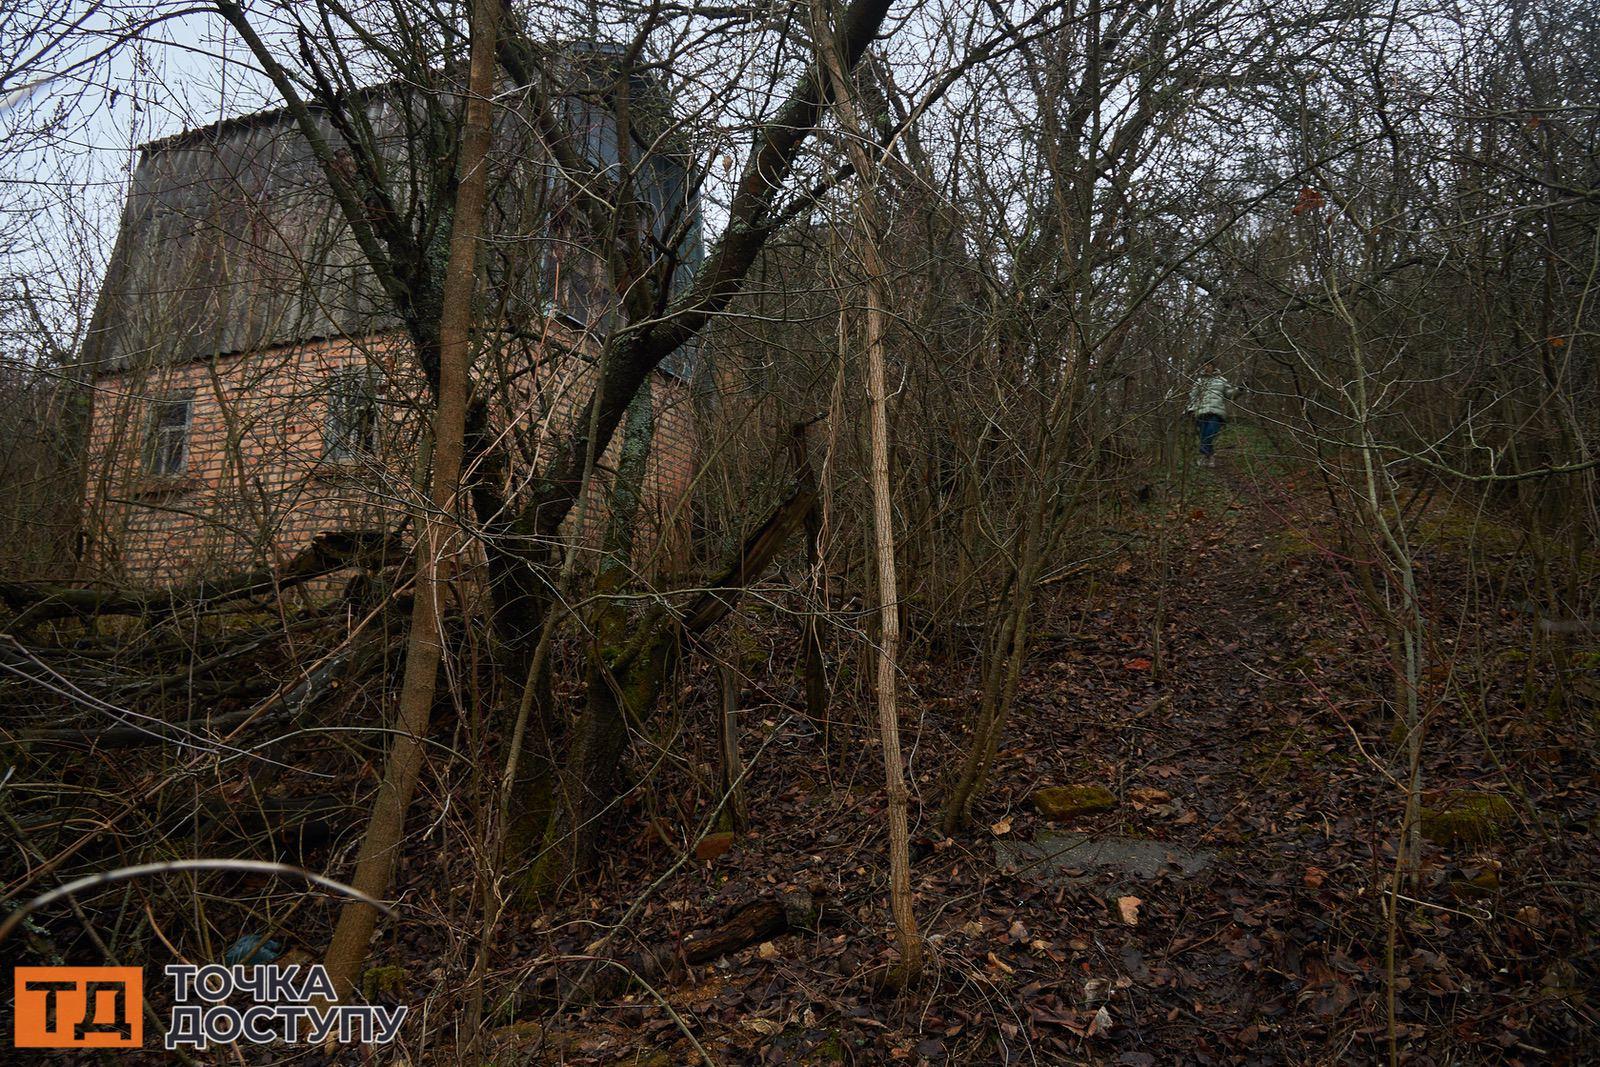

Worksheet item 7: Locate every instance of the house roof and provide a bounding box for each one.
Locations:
[82,59,703,378]
[82,99,398,375]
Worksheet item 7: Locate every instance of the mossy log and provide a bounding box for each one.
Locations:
[1034,784,1117,820]
[1420,792,1516,847]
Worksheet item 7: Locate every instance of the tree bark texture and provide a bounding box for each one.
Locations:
[321,0,500,1001]
[813,0,923,983]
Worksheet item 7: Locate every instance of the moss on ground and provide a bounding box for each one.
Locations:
[1034,783,1117,819]
[1414,505,1525,559]
[1421,791,1516,847]
[361,964,406,1001]
[1262,527,1324,564]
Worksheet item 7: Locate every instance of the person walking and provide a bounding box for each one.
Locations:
[1185,360,1237,468]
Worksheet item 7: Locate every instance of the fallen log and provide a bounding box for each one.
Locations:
[0,529,403,628]
[579,886,833,1002]
[8,638,378,748]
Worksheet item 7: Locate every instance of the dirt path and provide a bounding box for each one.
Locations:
[509,435,1593,1064]
[983,445,1408,1060]
[981,438,1591,1063]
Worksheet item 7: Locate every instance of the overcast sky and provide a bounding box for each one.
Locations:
[0,0,1375,360]
[2,5,286,344]
[2,0,768,349]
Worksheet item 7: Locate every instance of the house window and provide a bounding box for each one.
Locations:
[539,240,564,315]
[324,368,380,461]
[538,198,604,324]
[145,395,193,477]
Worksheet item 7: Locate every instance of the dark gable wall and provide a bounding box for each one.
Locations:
[82,105,396,376]
[83,68,704,382]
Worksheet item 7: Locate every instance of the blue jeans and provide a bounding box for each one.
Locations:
[1196,414,1224,456]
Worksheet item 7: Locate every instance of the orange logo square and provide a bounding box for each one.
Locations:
[13,967,143,1049]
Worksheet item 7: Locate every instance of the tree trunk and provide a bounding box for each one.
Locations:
[717,661,749,832]
[813,0,922,985]
[524,486,818,897]
[860,231,922,987]
[321,0,499,1001]
[532,653,643,893]
[521,381,656,896]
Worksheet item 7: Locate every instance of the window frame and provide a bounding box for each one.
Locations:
[144,392,194,478]
[322,366,382,463]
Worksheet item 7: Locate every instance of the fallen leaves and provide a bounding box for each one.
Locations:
[1128,785,1171,807]
[507,468,1592,1065]
[694,832,736,861]
[986,951,1016,976]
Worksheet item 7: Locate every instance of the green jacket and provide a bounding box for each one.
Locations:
[1186,375,1236,419]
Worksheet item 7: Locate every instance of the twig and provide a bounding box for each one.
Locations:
[0,860,392,944]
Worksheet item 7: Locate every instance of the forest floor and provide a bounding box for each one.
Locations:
[462,425,1598,1066]
[11,438,1593,1066]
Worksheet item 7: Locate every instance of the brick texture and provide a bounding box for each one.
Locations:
[82,332,697,587]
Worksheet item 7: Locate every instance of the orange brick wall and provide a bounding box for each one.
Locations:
[526,353,699,578]
[82,333,697,587]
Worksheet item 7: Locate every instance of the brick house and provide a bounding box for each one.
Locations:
[79,72,702,586]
